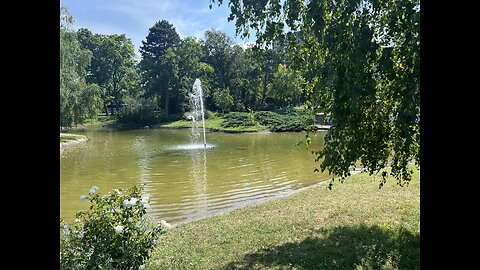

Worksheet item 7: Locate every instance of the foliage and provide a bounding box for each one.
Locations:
[139,20,181,113]
[177,37,212,114]
[116,96,158,127]
[202,29,233,89]
[228,46,263,111]
[256,110,312,132]
[60,185,165,270]
[213,87,234,113]
[221,112,255,128]
[60,6,102,128]
[267,64,305,108]
[212,0,420,187]
[222,110,313,132]
[77,29,138,116]
[159,47,181,115]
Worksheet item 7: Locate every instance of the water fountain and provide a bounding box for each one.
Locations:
[189,78,207,148]
[163,78,214,151]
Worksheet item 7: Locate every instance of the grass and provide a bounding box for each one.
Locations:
[60,133,87,143]
[144,166,420,269]
[82,114,116,127]
[160,116,268,133]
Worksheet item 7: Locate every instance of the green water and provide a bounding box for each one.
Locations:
[60,127,329,224]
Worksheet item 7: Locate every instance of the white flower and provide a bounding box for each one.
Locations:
[63,224,71,235]
[80,195,87,201]
[128,217,134,223]
[159,220,173,229]
[78,228,84,238]
[123,197,139,208]
[113,225,124,233]
[75,218,80,223]
[89,186,98,195]
[141,194,150,208]
[123,199,133,208]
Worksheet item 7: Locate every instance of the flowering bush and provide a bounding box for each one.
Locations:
[60,185,166,270]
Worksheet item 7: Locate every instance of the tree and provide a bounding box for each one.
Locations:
[139,20,181,115]
[254,47,283,109]
[176,37,210,113]
[159,47,180,115]
[78,29,137,115]
[213,87,234,113]
[267,64,305,108]
[60,7,102,128]
[211,0,420,187]
[228,46,263,111]
[201,29,234,108]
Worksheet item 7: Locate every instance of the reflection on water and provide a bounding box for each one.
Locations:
[60,128,329,224]
[189,150,208,219]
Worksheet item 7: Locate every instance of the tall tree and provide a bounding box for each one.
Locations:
[60,7,101,128]
[176,37,209,113]
[212,0,420,187]
[159,47,180,115]
[139,20,181,115]
[201,29,234,109]
[77,29,137,115]
[228,46,262,111]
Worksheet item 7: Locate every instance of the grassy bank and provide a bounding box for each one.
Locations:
[82,114,116,127]
[159,117,268,133]
[60,133,87,143]
[145,167,420,269]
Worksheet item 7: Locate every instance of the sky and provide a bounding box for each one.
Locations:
[60,0,257,58]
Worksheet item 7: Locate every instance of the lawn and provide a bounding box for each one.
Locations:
[144,166,420,269]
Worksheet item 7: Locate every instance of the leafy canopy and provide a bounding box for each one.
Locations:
[211,0,420,187]
[60,6,102,128]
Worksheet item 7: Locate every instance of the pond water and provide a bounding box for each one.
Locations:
[60,127,330,224]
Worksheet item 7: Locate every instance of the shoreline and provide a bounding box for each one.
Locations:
[172,167,367,228]
[60,137,88,150]
[172,178,331,228]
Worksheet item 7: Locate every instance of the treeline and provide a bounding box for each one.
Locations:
[60,7,305,128]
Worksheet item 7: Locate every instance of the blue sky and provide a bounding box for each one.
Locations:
[60,0,256,58]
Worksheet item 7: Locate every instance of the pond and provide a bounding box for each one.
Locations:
[60,127,330,224]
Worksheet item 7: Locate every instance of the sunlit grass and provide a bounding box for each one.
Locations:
[60,133,87,143]
[145,166,420,269]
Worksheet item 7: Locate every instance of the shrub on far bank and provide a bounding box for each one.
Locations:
[222,112,256,128]
[116,97,158,127]
[60,185,168,270]
[222,109,314,132]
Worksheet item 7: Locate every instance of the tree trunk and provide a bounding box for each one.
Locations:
[104,103,109,116]
[110,102,115,115]
[262,72,268,107]
[165,87,170,116]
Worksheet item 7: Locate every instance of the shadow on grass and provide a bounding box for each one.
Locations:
[225,224,419,270]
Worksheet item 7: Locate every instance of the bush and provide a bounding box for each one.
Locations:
[116,97,158,127]
[221,109,315,131]
[205,110,217,119]
[222,112,256,128]
[60,185,167,270]
[268,115,306,132]
[254,111,282,126]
